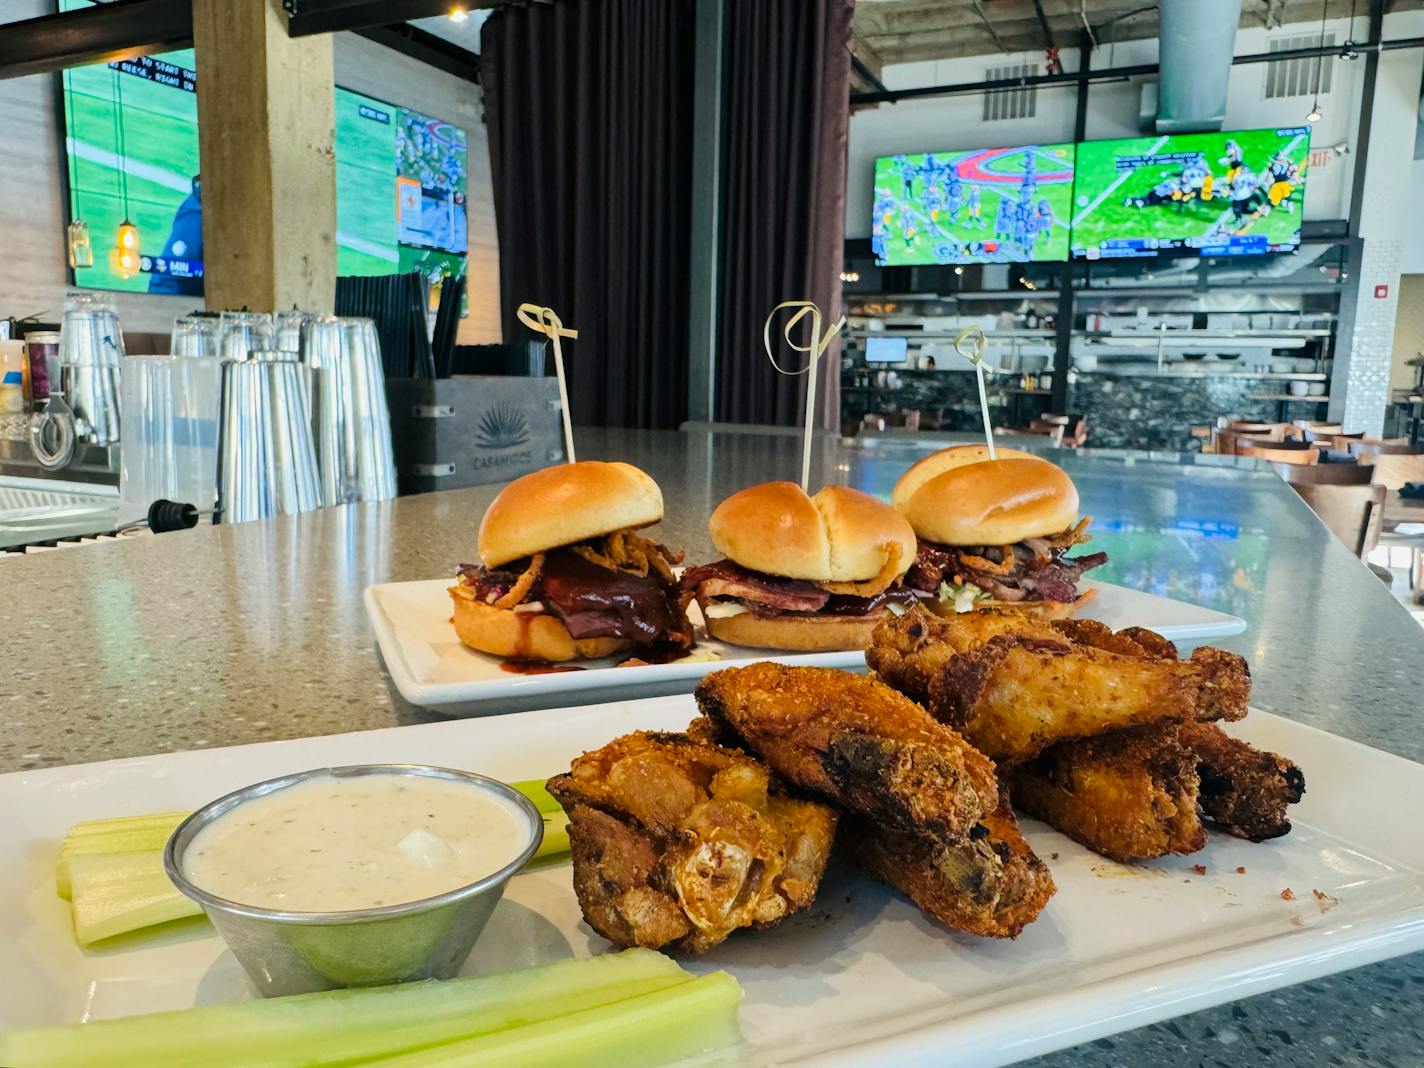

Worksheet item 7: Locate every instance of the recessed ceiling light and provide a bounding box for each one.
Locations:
[448,6,470,22]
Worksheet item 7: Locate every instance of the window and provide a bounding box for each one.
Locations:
[1265,33,1334,99]
[983,62,1039,121]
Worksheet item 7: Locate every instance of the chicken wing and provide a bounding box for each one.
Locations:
[547,731,837,954]
[1005,722,1207,862]
[1179,721,1305,841]
[866,607,1251,761]
[844,789,1056,939]
[694,662,999,842]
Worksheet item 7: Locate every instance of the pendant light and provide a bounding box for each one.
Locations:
[63,70,94,269]
[109,66,141,280]
[1306,0,1328,124]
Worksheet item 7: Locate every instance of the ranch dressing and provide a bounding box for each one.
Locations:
[183,773,531,912]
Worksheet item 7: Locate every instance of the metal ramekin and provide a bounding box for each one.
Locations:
[164,764,543,997]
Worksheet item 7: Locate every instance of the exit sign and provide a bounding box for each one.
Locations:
[1375,284,1390,299]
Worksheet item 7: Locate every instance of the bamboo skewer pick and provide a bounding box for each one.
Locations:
[763,300,846,492]
[953,325,997,460]
[517,303,578,463]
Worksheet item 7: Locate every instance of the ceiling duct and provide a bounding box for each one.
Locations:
[1156,0,1244,133]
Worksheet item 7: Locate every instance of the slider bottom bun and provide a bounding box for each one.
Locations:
[701,605,887,652]
[925,587,1096,622]
[450,592,632,662]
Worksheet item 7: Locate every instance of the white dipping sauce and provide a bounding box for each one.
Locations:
[183,773,531,912]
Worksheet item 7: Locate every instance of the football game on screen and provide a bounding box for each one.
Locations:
[1069,126,1311,259]
[872,143,1076,266]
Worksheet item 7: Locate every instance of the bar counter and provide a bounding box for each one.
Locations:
[4,427,1422,1065]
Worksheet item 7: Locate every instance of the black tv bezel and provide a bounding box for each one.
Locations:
[870,125,1313,271]
[870,140,1080,270]
[1066,125,1312,264]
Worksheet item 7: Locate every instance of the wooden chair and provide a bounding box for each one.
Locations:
[1289,483,1387,557]
[1226,421,1287,439]
[1272,459,1371,483]
[1238,440,1320,465]
[1356,452,1424,490]
[1301,426,1345,444]
[1027,419,1066,445]
[1294,421,1343,434]
[1349,438,1424,458]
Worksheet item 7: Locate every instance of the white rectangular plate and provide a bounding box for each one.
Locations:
[364,577,1246,713]
[2,698,1421,1068]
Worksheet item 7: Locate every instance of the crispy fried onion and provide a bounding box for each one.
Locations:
[492,552,544,608]
[957,548,1017,576]
[817,541,904,597]
[573,528,683,583]
[1047,516,1093,549]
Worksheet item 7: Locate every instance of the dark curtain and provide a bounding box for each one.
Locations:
[714,0,855,429]
[481,0,694,429]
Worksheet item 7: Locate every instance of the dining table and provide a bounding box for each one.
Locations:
[3,425,1423,1067]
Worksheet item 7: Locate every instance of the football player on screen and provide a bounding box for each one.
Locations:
[1265,152,1304,214]
[1219,139,1244,184]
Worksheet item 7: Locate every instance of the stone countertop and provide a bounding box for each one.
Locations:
[3,426,1422,1065]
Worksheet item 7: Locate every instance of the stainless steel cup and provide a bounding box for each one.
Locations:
[302,316,397,506]
[58,307,124,446]
[164,765,543,997]
[216,354,322,523]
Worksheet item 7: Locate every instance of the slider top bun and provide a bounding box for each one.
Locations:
[708,481,916,583]
[478,461,663,568]
[893,445,1079,546]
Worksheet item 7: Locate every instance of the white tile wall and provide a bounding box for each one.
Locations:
[1340,239,1402,436]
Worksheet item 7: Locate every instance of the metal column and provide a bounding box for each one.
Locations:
[1050,41,1092,415]
[685,0,726,423]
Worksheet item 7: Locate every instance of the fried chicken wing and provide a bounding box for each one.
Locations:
[1179,721,1305,841]
[845,789,1056,938]
[866,608,1251,761]
[694,663,999,842]
[547,731,837,954]
[1006,722,1207,862]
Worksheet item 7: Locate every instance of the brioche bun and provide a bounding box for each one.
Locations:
[708,482,917,583]
[925,586,1097,621]
[701,605,888,651]
[478,461,663,567]
[893,447,1079,546]
[450,591,631,662]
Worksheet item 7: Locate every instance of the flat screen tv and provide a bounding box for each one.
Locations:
[863,336,909,363]
[1069,126,1310,260]
[871,143,1076,266]
[59,2,468,299]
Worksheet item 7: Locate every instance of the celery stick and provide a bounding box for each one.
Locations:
[532,808,570,861]
[69,852,203,946]
[510,778,561,815]
[354,971,744,1068]
[57,815,186,900]
[60,811,189,836]
[0,950,691,1068]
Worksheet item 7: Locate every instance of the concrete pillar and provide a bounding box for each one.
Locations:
[192,0,336,313]
[1331,44,1424,434]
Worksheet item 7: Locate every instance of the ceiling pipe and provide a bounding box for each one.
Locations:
[1155,0,1244,132]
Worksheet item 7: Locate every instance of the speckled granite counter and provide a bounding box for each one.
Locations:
[3,427,1422,1065]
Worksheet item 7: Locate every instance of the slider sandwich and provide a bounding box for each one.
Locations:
[893,445,1108,619]
[679,482,924,651]
[451,461,692,661]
